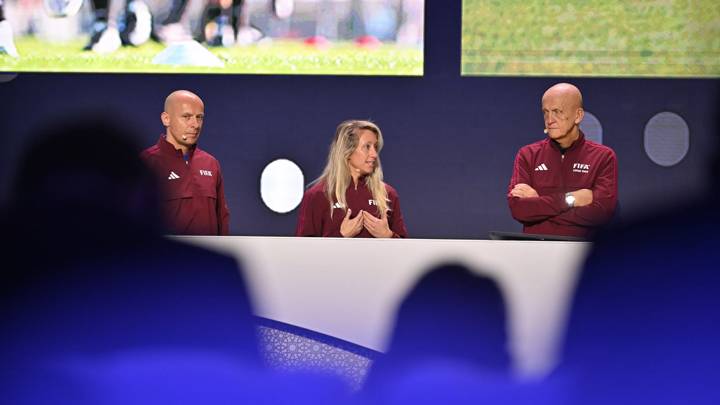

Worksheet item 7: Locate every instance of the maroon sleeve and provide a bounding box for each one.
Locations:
[387,186,408,238]
[296,187,336,237]
[549,149,618,227]
[139,148,155,170]
[295,191,316,236]
[216,162,230,235]
[507,148,568,224]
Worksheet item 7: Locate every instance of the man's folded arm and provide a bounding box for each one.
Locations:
[509,193,569,223]
[507,150,568,223]
[549,151,618,227]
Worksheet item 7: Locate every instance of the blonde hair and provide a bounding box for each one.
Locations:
[318,120,389,218]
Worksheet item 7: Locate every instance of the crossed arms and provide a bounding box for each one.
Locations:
[507,151,618,228]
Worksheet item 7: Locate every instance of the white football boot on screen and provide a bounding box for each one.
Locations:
[0,20,19,58]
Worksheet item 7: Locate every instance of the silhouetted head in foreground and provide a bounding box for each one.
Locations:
[387,263,509,369]
[8,118,161,240]
[560,210,720,405]
[1,118,260,404]
[364,263,511,404]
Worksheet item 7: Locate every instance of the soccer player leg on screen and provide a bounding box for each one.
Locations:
[202,0,236,47]
[84,0,122,53]
[156,0,205,44]
[0,0,19,57]
[234,0,264,46]
[85,0,152,52]
[120,0,152,46]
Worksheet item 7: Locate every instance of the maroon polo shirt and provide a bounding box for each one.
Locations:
[296,179,408,238]
[141,136,230,235]
[508,133,618,237]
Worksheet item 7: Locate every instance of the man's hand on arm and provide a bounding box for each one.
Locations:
[569,189,593,207]
[508,182,568,223]
[510,183,539,198]
[551,151,618,227]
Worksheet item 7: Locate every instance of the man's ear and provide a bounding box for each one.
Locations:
[574,108,585,125]
[161,111,170,127]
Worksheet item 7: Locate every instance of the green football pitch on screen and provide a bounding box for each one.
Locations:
[0,1,424,76]
[462,0,720,77]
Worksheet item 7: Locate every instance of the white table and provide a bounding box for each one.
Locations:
[176,236,589,378]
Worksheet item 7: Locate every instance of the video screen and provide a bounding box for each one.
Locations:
[0,0,423,75]
[462,0,720,77]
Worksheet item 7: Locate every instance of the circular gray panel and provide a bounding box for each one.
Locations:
[579,111,603,144]
[644,112,689,167]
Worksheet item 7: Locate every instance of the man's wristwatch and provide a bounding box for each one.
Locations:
[565,192,576,208]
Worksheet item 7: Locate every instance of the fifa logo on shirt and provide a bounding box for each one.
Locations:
[572,163,590,173]
[368,199,378,206]
[199,170,213,177]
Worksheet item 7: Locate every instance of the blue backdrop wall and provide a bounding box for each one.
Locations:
[2,1,718,238]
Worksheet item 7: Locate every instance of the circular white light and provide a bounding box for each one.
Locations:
[579,111,603,144]
[644,112,690,167]
[260,159,304,214]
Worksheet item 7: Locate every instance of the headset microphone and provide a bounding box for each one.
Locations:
[543,128,548,134]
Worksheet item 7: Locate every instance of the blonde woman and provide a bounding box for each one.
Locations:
[296,120,408,238]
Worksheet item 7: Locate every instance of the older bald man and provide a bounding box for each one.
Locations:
[141,90,230,235]
[507,83,618,238]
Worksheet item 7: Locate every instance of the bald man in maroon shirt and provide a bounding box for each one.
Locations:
[141,90,230,235]
[507,83,618,238]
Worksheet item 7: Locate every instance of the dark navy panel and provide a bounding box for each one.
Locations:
[2,1,718,239]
